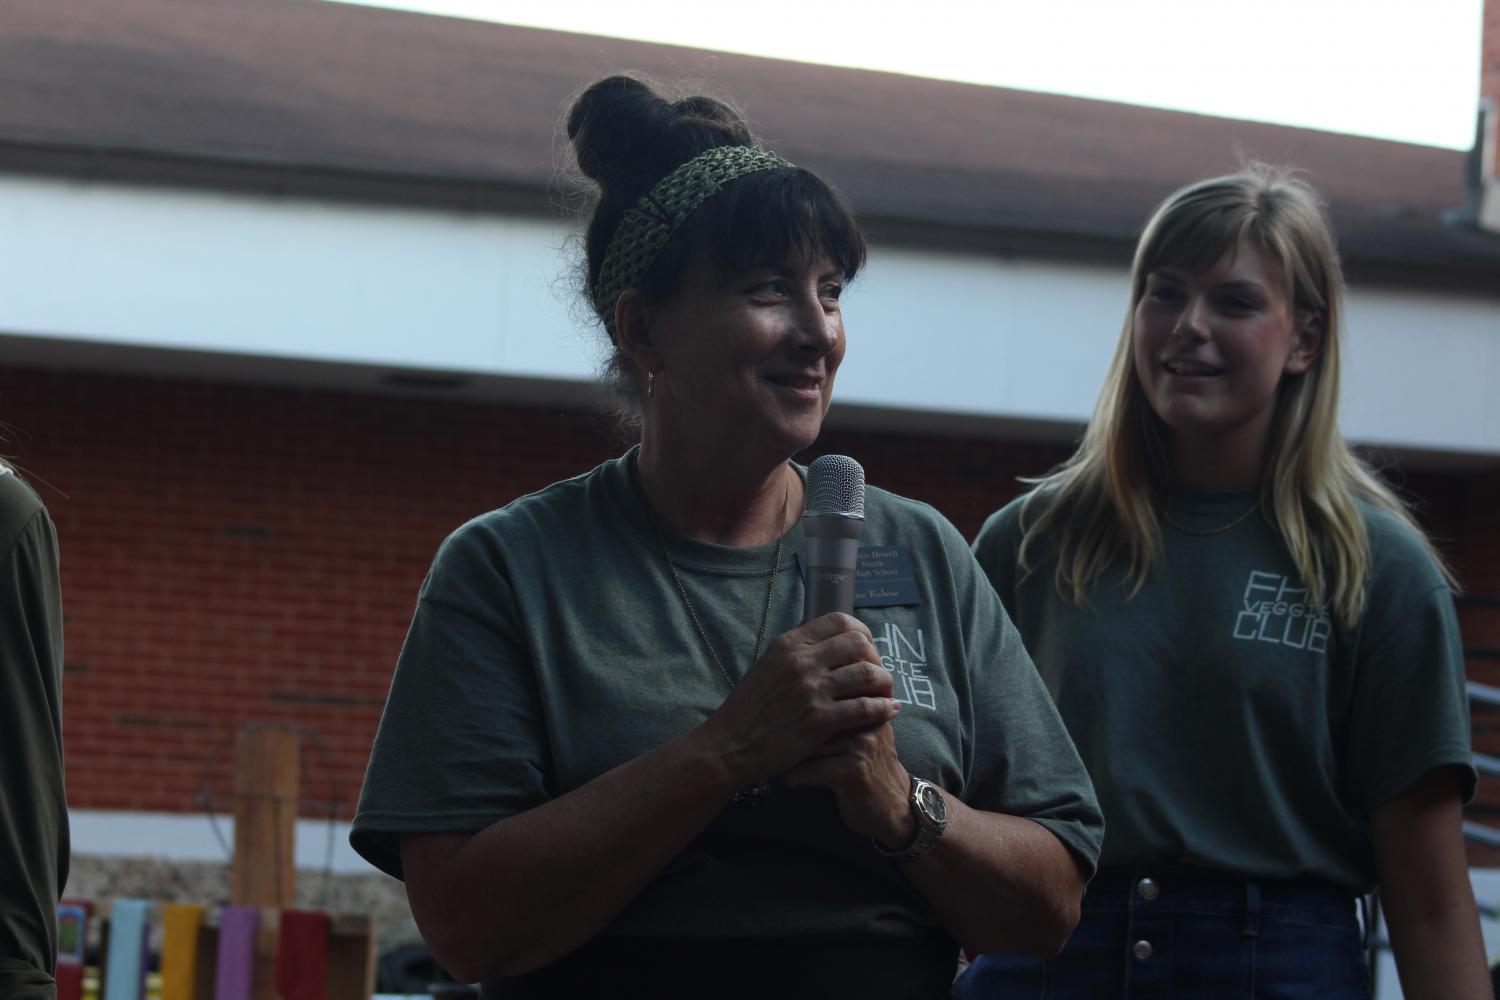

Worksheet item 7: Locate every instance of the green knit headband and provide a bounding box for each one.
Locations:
[593,144,794,339]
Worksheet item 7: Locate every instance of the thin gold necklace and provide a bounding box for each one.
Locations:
[647,476,790,691]
[1160,501,1261,536]
[645,473,789,806]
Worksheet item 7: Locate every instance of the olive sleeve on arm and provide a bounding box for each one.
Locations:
[1347,580,1476,816]
[950,520,1103,878]
[350,519,553,880]
[0,503,66,1000]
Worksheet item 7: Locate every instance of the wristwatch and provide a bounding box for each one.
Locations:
[872,775,947,863]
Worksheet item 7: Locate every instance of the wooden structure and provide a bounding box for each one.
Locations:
[76,724,378,998]
[231,726,300,910]
[83,900,376,1000]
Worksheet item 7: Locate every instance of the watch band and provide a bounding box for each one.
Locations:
[871,775,947,863]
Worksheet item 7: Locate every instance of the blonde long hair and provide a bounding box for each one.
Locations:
[1018,164,1456,627]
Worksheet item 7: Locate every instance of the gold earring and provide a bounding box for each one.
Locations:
[648,371,655,399]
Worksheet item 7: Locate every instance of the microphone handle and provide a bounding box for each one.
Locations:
[803,520,862,622]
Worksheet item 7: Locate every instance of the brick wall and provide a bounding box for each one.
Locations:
[2,368,624,818]
[3,366,1496,859]
[0,366,1071,821]
[1450,466,1500,863]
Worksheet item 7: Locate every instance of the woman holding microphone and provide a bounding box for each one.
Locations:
[351,75,1101,998]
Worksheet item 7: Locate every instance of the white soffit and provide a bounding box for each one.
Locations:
[2,174,1496,457]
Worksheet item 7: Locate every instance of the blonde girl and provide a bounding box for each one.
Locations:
[957,165,1488,999]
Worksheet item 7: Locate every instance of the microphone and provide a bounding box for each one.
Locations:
[802,455,866,622]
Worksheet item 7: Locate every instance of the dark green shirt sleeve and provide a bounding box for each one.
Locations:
[351,517,552,880]
[1346,510,1476,814]
[0,476,67,1000]
[948,512,1103,877]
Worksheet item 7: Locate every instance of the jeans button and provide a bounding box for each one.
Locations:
[1136,877,1160,900]
[1132,939,1154,961]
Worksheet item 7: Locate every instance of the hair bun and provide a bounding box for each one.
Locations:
[567,75,754,199]
[566,76,670,184]
[668,95,752,140]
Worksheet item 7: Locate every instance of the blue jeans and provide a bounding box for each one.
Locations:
[953,864,1371,999]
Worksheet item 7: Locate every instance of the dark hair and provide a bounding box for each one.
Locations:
[565,75,866,421]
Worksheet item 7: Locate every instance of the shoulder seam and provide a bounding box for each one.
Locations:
[0,506,50,568]
[1356,580,1453,652]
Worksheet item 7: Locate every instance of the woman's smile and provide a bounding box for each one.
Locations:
[765,371,827,400]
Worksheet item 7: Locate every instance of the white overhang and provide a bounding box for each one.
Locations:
[2,174,1496,461]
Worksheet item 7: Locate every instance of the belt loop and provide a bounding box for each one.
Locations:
[1243,880,1261,938]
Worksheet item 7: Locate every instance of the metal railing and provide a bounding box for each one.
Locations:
[1466,679,1500,853]
[1366,679,1500,995]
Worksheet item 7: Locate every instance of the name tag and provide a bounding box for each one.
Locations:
[796,545,922,608]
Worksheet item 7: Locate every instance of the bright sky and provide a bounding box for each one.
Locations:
[336,0,1486,150]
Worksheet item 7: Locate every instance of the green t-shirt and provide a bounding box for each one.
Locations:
[0,470,67,1000]
[352,450,1101,943]
[973,487,1475,892]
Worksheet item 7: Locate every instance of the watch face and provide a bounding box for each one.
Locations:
[917,783,946,823]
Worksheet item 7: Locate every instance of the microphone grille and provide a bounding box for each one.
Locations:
[804,454,865,519]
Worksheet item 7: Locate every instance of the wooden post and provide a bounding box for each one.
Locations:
[254,908,283,1000]
[325,914,378,1000]
[231,726,300,908]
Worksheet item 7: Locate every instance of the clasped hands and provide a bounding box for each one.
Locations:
[704,612,918,851]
